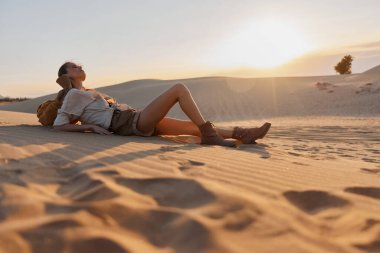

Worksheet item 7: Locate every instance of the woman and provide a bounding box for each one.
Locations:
[53,61,271,147]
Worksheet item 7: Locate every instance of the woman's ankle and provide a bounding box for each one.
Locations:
[216,127,233,139]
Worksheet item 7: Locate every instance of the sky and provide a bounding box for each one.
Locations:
[1,0,380,98]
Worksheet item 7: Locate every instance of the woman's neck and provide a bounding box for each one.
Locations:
[71,79,85,90]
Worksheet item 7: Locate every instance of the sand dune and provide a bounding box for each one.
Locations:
[0,71,379,253]
[363,64,380,75]
[1,71,380,119]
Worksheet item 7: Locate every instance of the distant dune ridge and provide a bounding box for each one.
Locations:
[1,65,380,121]
[362,64,380,75]
[0,68,379,253]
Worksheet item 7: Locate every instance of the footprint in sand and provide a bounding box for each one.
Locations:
[344,187,380,200]
[205,202,260,231]
[339,154,354,158]
[70,237,128,253]
[45,203,82,214]
[115,176,260,234]
[21,227,68,253]
[95,170,120,176]
[353,240,380,253]
[283,190,350,214]
[288,152,302,157]
[361,218,380,232]
[22,223,128,253]
[223,212,255,231]
[362,157,379,163]
[292,162,309,166]
[115,177,215,208]
[158,154,205,172]
[87,203,212,253]
[159,145,184,152]
[205,203,245,219]
[38,219,82,230]
[177,160,205,171]
[159,145,187,154]
[360,168,380,175]
[366,149,380,154]
[57,173,119,202]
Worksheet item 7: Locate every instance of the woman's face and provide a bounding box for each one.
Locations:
[66,63,86,81]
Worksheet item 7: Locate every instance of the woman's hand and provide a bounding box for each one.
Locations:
[117,103,130,110]
[90,125,113,135]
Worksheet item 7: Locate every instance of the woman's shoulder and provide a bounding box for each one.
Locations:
[67,88,91,94]
[62,88,97,106]
[66,88,96,97]
[59,88,98,114]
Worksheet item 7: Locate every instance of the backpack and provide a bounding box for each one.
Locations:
[37,99,62,126]
[37,88,73,126]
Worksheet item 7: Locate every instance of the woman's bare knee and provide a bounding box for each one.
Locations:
[173,83,190,97]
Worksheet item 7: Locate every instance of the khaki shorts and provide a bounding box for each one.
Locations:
[108,108,157,137]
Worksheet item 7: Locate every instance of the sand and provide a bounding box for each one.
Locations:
[0,71,379,253]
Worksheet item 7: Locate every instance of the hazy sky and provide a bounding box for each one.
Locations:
[1,0,380,98]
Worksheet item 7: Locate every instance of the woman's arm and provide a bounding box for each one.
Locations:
[53,124,113,135]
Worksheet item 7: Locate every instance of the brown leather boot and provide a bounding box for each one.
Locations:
[199,121,236,147]
[232,123,271,144]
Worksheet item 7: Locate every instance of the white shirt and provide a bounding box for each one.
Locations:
[53,89,128,129]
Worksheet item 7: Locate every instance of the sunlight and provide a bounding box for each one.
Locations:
[207,18,314,69]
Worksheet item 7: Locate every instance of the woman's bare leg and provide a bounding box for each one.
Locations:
[136,83,210,135]
[155,117,234,138]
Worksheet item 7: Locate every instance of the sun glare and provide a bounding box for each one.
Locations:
[208,18,314,69]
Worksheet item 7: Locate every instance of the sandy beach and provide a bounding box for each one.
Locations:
[0,70,379,253]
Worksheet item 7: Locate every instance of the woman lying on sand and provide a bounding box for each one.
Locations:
[53,61,271,147]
